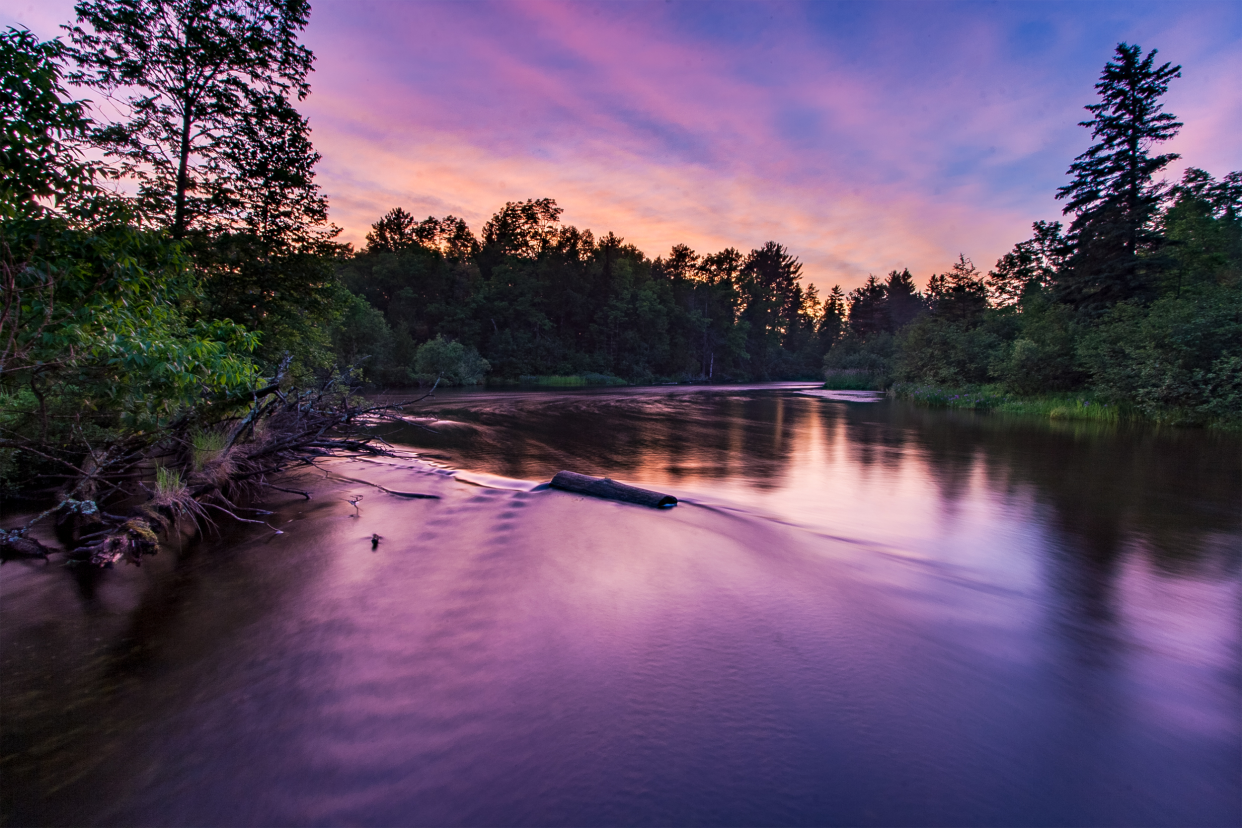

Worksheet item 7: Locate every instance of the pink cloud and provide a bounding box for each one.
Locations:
[9,1,1238,293]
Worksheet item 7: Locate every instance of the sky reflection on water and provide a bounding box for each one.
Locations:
[2,385,1238,826]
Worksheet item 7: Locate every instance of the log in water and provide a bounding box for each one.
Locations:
[549,471,677,508]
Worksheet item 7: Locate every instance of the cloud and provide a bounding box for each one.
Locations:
[10,0,1238,291]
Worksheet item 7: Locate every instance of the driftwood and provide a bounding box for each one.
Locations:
[0,533,50,561]
[549,471,677,508]
[0,369,444,567]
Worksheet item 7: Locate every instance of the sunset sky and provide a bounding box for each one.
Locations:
[5,0,1240,292]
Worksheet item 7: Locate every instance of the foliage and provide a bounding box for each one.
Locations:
[992,295,1084,394]
[65,0,343,375]
[822,333,894,389]
[340,199,828,383]
[516,373,626,387]
[892,383,1126,423]
[0,27,99,219]
[1,216,260,443]
[893,314,1006,387]
[926,255,988,324]
[413,335,490,386]
[819,43,1239,428]
[1078,286,1242,422]
[1054,43,1182,315]
[891,384,1010,411]
[822,370,882,391]
[987,221,1067,306]
[67,0,315,238]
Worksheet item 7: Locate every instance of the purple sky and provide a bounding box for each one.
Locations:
[6,0,1240,291]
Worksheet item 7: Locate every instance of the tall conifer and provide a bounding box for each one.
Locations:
[1055,43,1182,314]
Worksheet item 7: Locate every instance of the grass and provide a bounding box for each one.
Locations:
[514,373,627,387]
[892,383,1127,423]
[823,370,886,391]
[151,465,189,508]
[191,428,230,471]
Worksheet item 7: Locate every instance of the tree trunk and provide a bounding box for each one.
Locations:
[549,471,676,508]
[173,105,193,237]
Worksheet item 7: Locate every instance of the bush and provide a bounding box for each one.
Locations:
[822,369,884,390]
[822,333,894,388]
[993,297,1084,394]
[413,335,490,385]
[894,317,1002,386]
[1078,286,1242,422]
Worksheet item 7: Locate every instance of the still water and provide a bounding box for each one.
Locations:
[2,384,1239,826]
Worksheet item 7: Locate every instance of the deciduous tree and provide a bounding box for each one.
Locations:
[67,0,315,238]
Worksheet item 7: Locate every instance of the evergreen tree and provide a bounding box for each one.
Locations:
[884,268,925,328]
[987,221,1067,306]
[926,255,987,323]
[845,275,888,339]
[818,285,846,347]
[737,242,804,375]
[1055,43,1182,314]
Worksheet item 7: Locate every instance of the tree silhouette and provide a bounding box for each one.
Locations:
[1055,43,1182,314]
[68,0,314,238]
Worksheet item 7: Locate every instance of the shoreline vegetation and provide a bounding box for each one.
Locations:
[1,5,1239,566]
[891,384,1130,425]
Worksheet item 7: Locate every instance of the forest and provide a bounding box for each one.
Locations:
[1,0,1240,529]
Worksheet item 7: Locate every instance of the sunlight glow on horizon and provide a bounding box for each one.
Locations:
[3,0,1238,292]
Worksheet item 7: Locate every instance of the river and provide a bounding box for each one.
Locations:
[2,383,1239,826]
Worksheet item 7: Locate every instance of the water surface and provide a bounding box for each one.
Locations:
[2,384,1239,826]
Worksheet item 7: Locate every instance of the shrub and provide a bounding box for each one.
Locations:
[894,317,1001,386]
[413,335,490,385]
[822,333,894,388]
[1078,286,1242,422]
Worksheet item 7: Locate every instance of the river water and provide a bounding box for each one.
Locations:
[2,384,1239,826]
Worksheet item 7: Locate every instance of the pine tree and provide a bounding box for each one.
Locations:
[987,221,1067,306]
[926,255,988,323]
[818,285,847,348]
[1055,43,1182,314]
[845,275,888,339]
[884,268,925,328]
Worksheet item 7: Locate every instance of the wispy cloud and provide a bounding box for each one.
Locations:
[7,0,1239,291]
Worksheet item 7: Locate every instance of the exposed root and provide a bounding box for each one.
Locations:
[2,372,440,566]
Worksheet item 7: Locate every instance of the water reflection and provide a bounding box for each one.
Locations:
[2,385,1238,826]
[392,386,1240,573]
[393,386,1241,734]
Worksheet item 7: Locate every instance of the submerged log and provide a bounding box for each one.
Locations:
[549,471,677,508]
[0,533,50,561]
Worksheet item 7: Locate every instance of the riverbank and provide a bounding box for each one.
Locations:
[885,382,1241,429]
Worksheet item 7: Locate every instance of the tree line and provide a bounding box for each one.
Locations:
[822,44,1239,423]
[2,0,1239,516]
[335,200,830,384]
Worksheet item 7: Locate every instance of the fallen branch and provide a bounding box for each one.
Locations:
[0,365,440,565]
[549,471,677,508]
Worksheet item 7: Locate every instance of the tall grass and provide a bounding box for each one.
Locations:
[516,373,627,387]
[892,383,1127,423]
[191,429,229,470]
[823,369,885,391]
[154,464,185,496]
